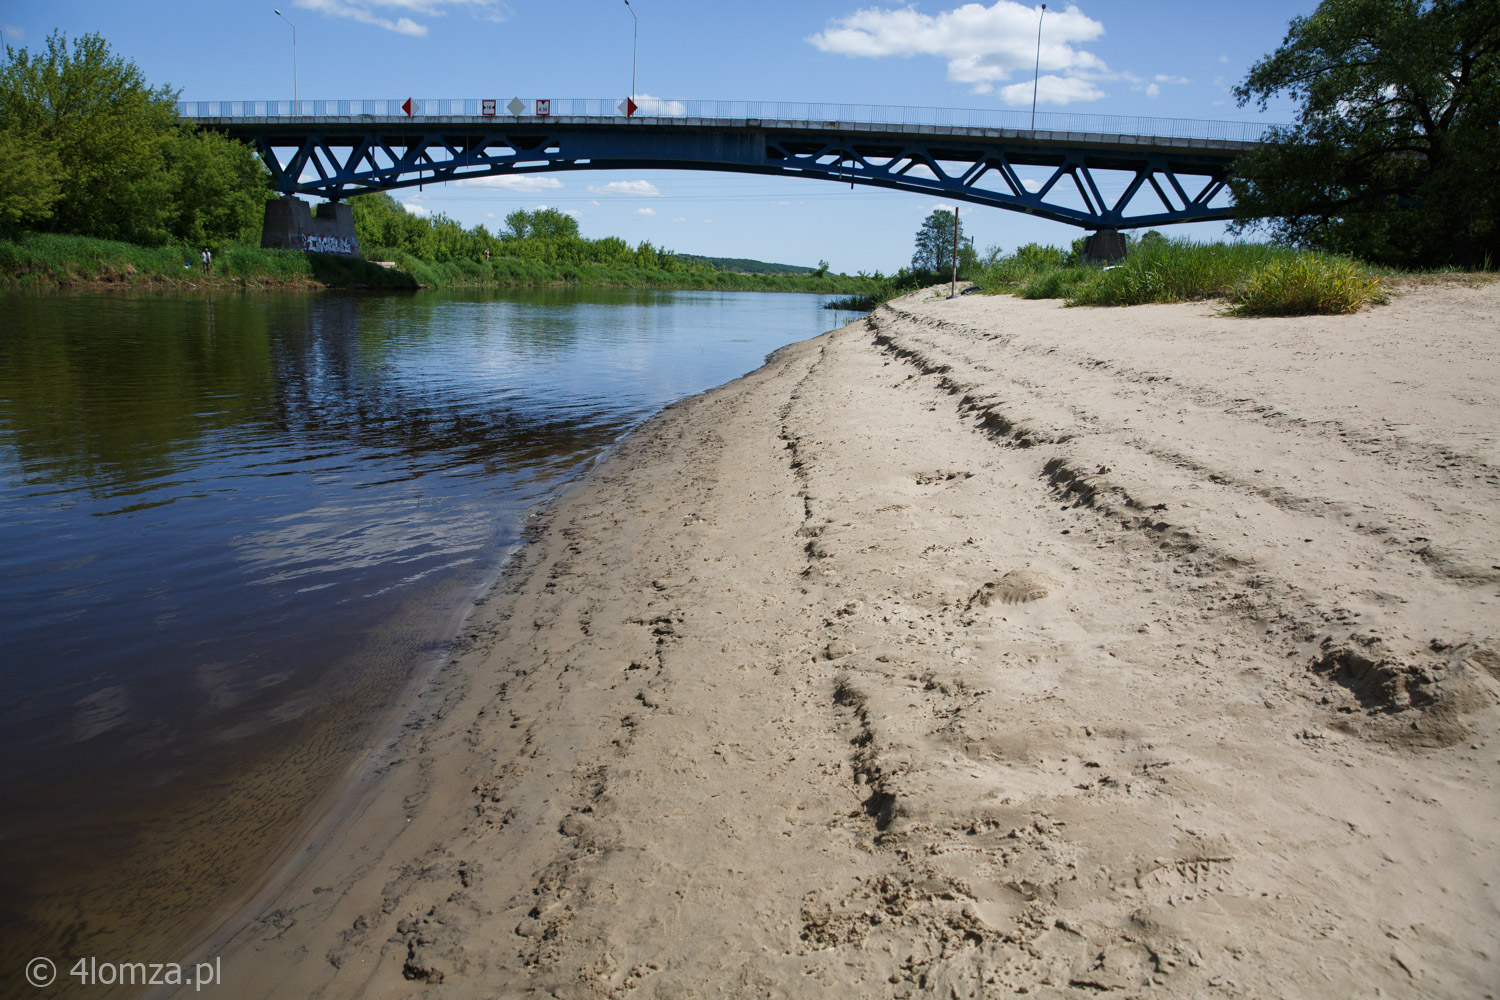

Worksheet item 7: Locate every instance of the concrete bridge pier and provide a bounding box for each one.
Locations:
[1081,228,1128,263]
[261,196,361,256]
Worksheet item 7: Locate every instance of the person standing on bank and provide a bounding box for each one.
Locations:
[201,248,212,273]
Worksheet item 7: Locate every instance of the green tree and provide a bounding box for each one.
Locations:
[0,32,176,241]
[912,209,976,275]
[1229,0,1500,268]
[912,208,964,272]
[0,31,270,244]
[350,191,432,254]
[0,128,62,233]
[168,128,272,244]
[503,206,580,242]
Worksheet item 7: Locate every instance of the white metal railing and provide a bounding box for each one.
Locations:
[175,98,1279,144]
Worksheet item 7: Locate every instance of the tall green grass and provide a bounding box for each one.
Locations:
[1069,240,1287,306]
[976,237,1387,316]
[982,243,1073,287]
[1226,254,1386,315]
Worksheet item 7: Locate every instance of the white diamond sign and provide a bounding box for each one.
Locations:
[506,97,526,116]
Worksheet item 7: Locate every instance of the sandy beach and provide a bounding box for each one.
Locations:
[189,282,1499,999]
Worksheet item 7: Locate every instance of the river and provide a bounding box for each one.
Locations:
[0,286,858,983]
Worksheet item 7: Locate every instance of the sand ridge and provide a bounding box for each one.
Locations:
[190,284,1500,999]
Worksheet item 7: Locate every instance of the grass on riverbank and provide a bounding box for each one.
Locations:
[363,245,875,294]
[822,268,955,312]
[978,238,1391,316]
[0,233,418,290]
[0,233,881,295]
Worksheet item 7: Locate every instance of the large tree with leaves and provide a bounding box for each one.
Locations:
[1229,0,1499,268]
[912,208,977,274]
[503,207,581,242]
[0,31,270,243]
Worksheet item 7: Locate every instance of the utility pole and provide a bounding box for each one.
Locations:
[950,206,960,298]
[1030,4,1046,132]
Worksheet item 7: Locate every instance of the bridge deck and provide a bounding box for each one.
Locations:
[196,115,1264,158]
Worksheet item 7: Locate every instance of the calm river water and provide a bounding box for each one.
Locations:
[0,287,855,979]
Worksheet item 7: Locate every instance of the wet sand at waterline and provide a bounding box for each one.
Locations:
[193,283,1499,999]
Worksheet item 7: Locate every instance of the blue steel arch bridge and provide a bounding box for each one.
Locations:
[180,97,1275,237]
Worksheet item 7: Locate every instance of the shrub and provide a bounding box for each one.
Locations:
[1229,255,1386,316]
[1020,268,1096,300]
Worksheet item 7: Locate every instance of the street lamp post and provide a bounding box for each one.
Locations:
[624,0,638,104]
[274,9,298,108]
[1030,3,1046,132]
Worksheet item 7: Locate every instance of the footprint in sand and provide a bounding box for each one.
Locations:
[968,570,1060,607]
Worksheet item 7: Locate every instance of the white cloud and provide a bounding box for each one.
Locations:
[808,1,1108,103]
[998,74,1105,106]
[1218,54,1230,64]
[1,23,25,42]
[636,207,656,216]
[633,93,689,116]
[588,180,662,197]
[454,175,563,192]
[294,0,425,35]
[672,217,688,223]
[292,0,511,36]
[1154,74,1190,85]
[402,201,431,216]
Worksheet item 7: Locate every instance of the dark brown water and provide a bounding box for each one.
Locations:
[0,287,853,990]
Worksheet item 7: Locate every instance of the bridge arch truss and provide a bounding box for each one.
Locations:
[202,110,1258,230]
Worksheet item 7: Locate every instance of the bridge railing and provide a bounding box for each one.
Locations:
[176,98,1278,144]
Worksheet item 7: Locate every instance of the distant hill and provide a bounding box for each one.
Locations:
[675,254,817,275]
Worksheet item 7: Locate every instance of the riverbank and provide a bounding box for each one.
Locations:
[0,233,881,295]
[190,284,1499,998]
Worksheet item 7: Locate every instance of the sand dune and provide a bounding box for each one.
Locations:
[191,283,1500,999]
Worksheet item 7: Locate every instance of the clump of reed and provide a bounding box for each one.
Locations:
[976,236,1387,316]
[1226,253,1386,316]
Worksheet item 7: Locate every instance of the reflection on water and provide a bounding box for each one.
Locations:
[0,286,843,983]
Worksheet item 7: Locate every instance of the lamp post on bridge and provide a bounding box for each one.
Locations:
[274,9,298,109]
[1030,3,1046,132]
[624,0,638,108]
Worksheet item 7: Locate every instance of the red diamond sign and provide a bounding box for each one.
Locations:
[618,97,638,117]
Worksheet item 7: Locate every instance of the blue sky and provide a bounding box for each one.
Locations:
[2,1,1313,272]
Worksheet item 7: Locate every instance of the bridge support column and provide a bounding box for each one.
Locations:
[261,196,361,256]
[1081,228,1127,263]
